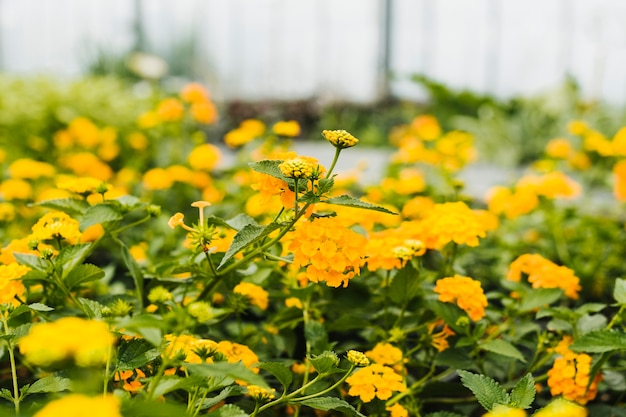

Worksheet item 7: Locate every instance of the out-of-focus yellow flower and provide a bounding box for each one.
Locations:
[346,363,406,402]
[191,101,218,124]
[127,132,149,150]
[0,263,29,306]
[240,119,266,137]
[156,98,185,122]
[411,115,441,140]
[181,82,210,103]
[234,282,269,310]
[518,171,581,199]
[19,317,114,368]
[59,152,113,180]
[613,160,626,201]
[507,253,581,299]
[434,275,488,321]
[0,179,32,200]
[80,223,105,243]
[486,185,539,220]
[381,168,426,195]
[567,120,589,136]
[272,120,301,137]
[143,168,174,190]
[137,111,160,129]
[427,319,455,352]
[545,138,574,159]
[387,403,409,417]
[365,343,404,372]
[483,404,527,417]
[0,202,15,222]
[8,159,56,179]
[33,394,121,417]
[188,143,221,171]
[612,126,626,156]
[56,176,107,196]
[534,398,587,417]
[284,297,303,309]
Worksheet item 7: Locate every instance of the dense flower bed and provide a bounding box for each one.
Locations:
[1,81,626,417]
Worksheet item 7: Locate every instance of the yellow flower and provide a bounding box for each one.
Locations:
[285,297,303,309]
[347,350,370,367]
[247,385,276,401]
[518,171,581,199]
[613,160,626,201]
[322,129,359,149]
[191,101,218,124]
[567,120,589,136]
[346,363,406,402]
[486,185,539,219]
[143,168,174,190]
[411,115,441,140]
[545,138,574,159]
[240,119,266,137]
[273,120,301,137]
[156,98,185,122]
[8,158,56,179]
[56,176,108,195]
[366,343,404,372]
[0,202,15,222]
[0,179,32,200]
[288,217,366,288]
[418,201,488,249]
[30,211,82,244]
[188,143,222,171]
[434,275,488,321]
[180,82,210,103]
[278,157,317,179]
[127,132,149,150]
[68,117,101,148]
[34,394,121,417]
[234,282,269,310]
[387,403,409,417]
[483,404,527,417]
[19,317,114,368]
[534,398,587,417]
[59,152,113,180]
[0,263,30,306]
[507,254,581,299]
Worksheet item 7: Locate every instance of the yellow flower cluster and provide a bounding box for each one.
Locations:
[33,394,121,417]
[188,143,222,171]
[247,385,276,401]
[288,217,366,287]
[534,397,588,417]
[272,120,300,137]
[483,404,527,417]
[507,254,581,299]
[322,129,359,149]
[347,350,370,367]
[386,403,409,417]
[613,160,626,201]
[0,262,30,306]
[30,211,82,244]
[224,119,266,148]
[19,317,114,368]
[8,158,56,179]
[53,117,120,162]
[278,157,320,179]
[56,176,108,195]
[233,282,269,310]
[141,83,217,126]
[434,275,488,321]
[547,337,601,405]
[365,342,404,373]
[418,201,488,249]
[345,363,406,402]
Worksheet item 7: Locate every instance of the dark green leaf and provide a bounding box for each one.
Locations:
[121,399,188,417]
[308,351,339,375]
[615,278,626,304]
[480,340,526,363]
[297,397,365,417]
[389,263,420,304]
[13,253,48,272]
[217,223,280,269]
[457,370,509,411]
[27,376,71,393]
[570,330,626,353]
[305,320,329,354]
[205,404,249,417]
[185,362,269,388]
[435,348,474,370]
[518,288,563,312]
[32,198,89,215]
[79,204,122,229]
[198,386,246,411]
[324,194,397,214]
[509,373,535,409]
[64,263,105,290]
[116,338,160,371]
[77,297,104,319]
[19,270,48,282]
[152,375,207,397]
[258,362,292,389]
[56,244,93,276]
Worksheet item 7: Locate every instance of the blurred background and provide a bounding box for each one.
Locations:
[3,0,626,164]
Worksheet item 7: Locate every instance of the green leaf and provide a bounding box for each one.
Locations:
[435,348,474,370]
[152,375,207,397]
[116,338,160,371]
[308,351,339,374]
[518,288,563,312]
[28,303,54,312]
[457,370,509,411]
[32,198,89,215]
[56,244,93,277]
[64,263,105,290]
[205,404,249,417]
[480,340,526,363]
[79,204,122,229]
[317,177,334,195]
[185,362,269,388]
[389,263,420,304]
[258,362,292,389]
[324,194,397,214]
[115,237,144,310]
[77,297,105,319]
[0,388,13,402]
[13,253,48,272]
[509,373,535,409]
[615,278,626,304]
[576,314,607,335]
[19,270,48,282]
[249,160,290,182]
[297,397,365,417]
[27,375,71,393]
[424,413,465,417]
[570,330,626,353]
[224,214,256,231]
[304,320,329,354]
[198,386,246,411]
[217,223,280,269]
[121,399,188,417]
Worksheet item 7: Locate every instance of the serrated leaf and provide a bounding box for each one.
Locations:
[258,362,292,389]
[19,269,48,282]
[305,320,329,355]
[577,314,607,335]
[32,198,89,215]
[205,404,249,417]
[480,340,526,363]
[64,263,105,290]
[27,375,71,393]
[13,253,48,272]
[115,195,142,210]
[185,362,269,388]
[518,288,563,312]
[28,303,53,312]
[297,397,365,417]
[217,223,280,269]
[77,297,104,319]
[615,278,626,304]
[0,388,13,402]
[198,386,246,411]
[79,204,122,229]
[249,160,290,182]
[509,373,535,409]
[116,338,160,371]
[56,244,93,277]
[324,194,397,214]
[389,263,420,304]
[570,330,626,353]
[457,370,509,411]
[224,214,256,230]
[317,177,334,195]
[308,351,339,374]
[152,375,207,397]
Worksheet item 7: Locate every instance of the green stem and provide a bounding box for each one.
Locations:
[204,251,218,277]
[325,148,342,179]
[255,374,323,415]
[103,342,113,397]
[293,178,300,219]
[291,364,356,402]
[1,315,19,416]
[607,305,626,330]
[146,357,171,401]
[111,214,152,236]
